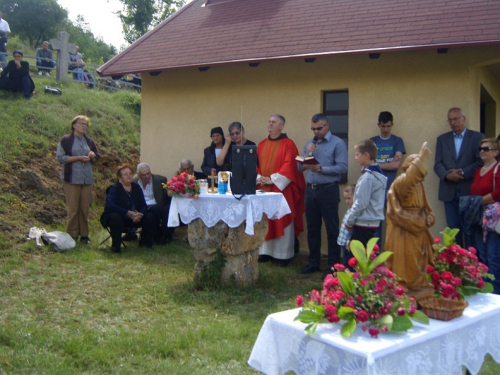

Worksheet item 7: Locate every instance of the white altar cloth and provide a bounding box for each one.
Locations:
[167,192,291,235]
[248,293,500,375]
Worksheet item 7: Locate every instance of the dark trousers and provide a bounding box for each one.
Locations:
[305,183,340,269]
[444,186,472,248]
[343,226,377,266]
[0,75,31,98]
[101,211,157,252]
[148,204,175,239]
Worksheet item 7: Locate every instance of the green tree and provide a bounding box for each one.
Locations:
[117,0,185,44]
[0,0,67,48]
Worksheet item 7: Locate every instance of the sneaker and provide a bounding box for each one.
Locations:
[44,71,50,77]
[37,71,42,76]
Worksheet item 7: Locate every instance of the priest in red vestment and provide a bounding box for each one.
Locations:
[257,114,305,266]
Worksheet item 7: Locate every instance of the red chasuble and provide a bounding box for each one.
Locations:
[257,135,305,241]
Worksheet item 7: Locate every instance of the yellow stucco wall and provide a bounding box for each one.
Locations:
[140,46,500,241]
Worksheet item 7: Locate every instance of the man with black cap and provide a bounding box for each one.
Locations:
[201,126,231,178]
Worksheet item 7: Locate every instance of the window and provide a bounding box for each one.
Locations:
[323,90,348,182]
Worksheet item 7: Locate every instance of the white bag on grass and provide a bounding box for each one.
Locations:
[42,231,75,251]
[28,227,75,251]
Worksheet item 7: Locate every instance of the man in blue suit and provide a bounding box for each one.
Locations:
[434,107,484,248]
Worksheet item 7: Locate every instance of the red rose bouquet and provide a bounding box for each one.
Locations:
[295,238,429,338]
[427,227,493,299]
[163,172,200,198]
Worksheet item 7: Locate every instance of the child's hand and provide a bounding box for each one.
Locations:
[346,240,350,251]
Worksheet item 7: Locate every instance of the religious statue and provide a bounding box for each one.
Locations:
[385,142,436,302]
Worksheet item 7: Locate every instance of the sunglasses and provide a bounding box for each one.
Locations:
[230,131,241,136]
[478,147,493,152]
[310,125,325,131]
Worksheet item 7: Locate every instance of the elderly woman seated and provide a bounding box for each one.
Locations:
[100,164,157,253]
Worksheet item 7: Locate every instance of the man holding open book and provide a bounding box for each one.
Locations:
[298,113,348,278]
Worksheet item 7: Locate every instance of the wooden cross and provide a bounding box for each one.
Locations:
[49,31,76,82]
[207,170,217,193]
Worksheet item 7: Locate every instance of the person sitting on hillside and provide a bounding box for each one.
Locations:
[75,59,94,89]
[0,50,35,99]
[0,11,10,69]
[100,164,157,253]
[68,45,82,79]
[36,41,56,76]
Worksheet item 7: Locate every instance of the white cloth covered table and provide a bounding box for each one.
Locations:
[167,192,290,235]
[248,294,500,375]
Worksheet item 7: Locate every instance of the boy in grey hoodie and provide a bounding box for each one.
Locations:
[344,140,387,263]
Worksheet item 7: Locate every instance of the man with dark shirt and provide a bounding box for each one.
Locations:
[0,50,34,99]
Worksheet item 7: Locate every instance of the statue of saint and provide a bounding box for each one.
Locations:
[385,142,436,301]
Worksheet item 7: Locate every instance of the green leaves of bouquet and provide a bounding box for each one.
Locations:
[295,238,429,338]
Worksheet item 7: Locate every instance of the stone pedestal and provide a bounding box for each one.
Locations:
[188,218,268,287]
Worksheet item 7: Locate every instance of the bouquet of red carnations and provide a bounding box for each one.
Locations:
[295,238,428,338]
[427,227,493,299]
[163,172,200,198]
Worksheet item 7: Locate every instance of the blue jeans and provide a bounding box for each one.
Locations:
[342,245,355,272]
[0,75,32,98]
[475,230,500,295]
[444,186,472,248]
[36,59,56,72]
[0,51,6,68]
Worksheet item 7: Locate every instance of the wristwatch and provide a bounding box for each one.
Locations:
[318,165,322,173]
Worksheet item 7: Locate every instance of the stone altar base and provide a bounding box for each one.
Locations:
[188,218,268,287]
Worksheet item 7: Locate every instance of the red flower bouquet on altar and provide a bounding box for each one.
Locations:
[163,172,200,198]
[427,227,493,299]
[295,239,429,338]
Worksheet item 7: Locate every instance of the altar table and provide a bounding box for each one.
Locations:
[167,192,290,287]
[167,192,290,234]
[248,293,500,375]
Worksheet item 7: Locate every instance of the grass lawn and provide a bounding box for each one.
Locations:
[0,223,499,374]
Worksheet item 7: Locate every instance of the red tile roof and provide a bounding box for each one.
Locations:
[98,0,500,76]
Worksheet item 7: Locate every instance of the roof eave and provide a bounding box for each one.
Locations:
[97,39,500,77]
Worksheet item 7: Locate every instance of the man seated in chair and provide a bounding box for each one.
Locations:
[133,162,173,245]
[177,158,205,180]
[100,164,156,253]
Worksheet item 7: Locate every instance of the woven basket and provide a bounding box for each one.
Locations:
[419,297,469,321]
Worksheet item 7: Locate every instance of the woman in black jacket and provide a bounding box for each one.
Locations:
[100,164,156,253]
[201,126,231,178]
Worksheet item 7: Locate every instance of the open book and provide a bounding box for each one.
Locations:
[295,155,319,165]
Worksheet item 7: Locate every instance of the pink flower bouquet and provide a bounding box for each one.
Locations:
[295,238,429,338]
[163,172,200,198]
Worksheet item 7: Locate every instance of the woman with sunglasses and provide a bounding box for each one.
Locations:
[470,138,500,294]
[216,122,256,169]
